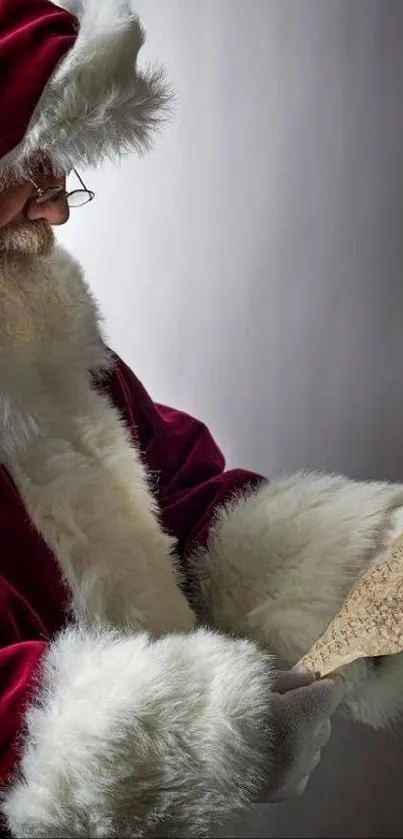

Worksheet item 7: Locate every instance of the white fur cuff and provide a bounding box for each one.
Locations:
[3,626,274,838]
[199,472,403,727]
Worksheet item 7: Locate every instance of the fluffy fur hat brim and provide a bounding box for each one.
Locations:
[0,0,171,182]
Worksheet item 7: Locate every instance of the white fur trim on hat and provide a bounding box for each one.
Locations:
[0,0,171,181]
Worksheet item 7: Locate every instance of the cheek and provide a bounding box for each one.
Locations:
[0,187,30,228]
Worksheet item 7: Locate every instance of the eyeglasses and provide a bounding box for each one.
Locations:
[28,169,95,208]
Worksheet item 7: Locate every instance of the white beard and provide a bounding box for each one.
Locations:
[0,245,194,635]
[0,218,55,257]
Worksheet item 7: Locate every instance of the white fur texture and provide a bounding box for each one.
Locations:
[0,246,194,635]
[2,626,273,838]
[199,472,403,727]
[0,0,171,183]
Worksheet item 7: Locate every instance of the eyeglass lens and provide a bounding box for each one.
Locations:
[67,190,95,208]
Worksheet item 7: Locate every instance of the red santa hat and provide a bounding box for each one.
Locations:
[0,0,170,183]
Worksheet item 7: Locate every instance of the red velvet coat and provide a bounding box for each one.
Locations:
[0,352,263,786]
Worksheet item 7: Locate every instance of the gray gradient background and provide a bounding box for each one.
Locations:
[59,2,403,834]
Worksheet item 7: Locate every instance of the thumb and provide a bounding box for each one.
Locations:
[287,676,345,718]
[272,669,317,694]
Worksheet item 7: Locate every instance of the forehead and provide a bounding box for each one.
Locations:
[26,153,58,180]
[0,152,70,195]
[13,154,64,189]
[0,156,65,203]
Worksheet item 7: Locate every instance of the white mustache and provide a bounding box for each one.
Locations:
[0,220,54,257]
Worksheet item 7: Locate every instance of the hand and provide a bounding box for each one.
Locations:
[263,669,345,803]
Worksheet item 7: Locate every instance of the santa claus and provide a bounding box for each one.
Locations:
[0,2,402,837]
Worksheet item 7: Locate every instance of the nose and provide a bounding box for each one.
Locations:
[25,192,70,226]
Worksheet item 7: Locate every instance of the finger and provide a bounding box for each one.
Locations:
[273,669,316,694]
[316,677,345,714]
[321,671,346,684]
[315,718,331,750]
[295,775,310,796]
[287,677,345,718]
[295,751,321,795]
[309,750,321,773]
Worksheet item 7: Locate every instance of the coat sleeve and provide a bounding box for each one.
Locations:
[0,642,45,787]
[2,625,275,839]
[102,355,403,733]
[105,354,266,560]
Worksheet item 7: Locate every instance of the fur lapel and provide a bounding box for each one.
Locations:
[0,246,194,635]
